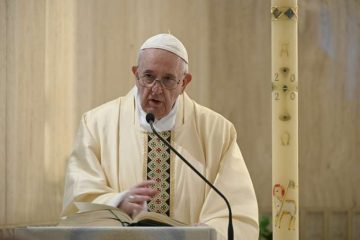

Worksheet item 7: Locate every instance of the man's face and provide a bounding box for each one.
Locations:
[132,48,191,120]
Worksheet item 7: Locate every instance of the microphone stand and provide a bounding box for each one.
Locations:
[148,119,234,240]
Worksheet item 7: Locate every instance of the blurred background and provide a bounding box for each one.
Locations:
[0,0,359,239]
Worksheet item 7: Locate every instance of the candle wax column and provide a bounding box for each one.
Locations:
[271,0,299,240]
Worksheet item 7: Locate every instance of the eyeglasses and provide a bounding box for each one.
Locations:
[138,73,182,90]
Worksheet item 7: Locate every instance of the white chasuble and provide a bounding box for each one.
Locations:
[62,87,259,240]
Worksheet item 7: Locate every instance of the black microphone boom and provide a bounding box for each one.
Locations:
[145,113,234,240]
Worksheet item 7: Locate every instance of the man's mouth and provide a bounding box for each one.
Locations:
[148,99,162,106]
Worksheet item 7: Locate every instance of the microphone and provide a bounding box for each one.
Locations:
[145,113,234,240]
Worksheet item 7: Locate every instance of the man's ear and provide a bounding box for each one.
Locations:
[181,73,192,92]
[132,66,139,79]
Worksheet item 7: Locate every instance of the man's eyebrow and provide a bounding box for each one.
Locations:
[142,69,154,74]
[142,70,176,78]
[163,73,176,78]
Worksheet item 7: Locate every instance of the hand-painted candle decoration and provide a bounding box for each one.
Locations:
[271,0,299,239]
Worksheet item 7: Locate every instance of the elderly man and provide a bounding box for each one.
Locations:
[62,33,259,240]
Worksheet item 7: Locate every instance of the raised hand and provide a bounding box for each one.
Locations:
[118,180,159,217]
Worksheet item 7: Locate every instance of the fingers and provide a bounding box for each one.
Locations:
[130,180,159,198]
[119,194,145,216]
[131,187,158,198]
[123,200,146,218]
[127,199,146,212]
[127,194,151,204]
[118,180,159,216]
[134,180,156,188]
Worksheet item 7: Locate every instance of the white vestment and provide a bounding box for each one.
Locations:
[62,88,259,240]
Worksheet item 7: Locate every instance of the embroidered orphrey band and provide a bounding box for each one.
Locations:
[146,131,171,216]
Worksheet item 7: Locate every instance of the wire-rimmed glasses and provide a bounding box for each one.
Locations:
[138,73,182,90]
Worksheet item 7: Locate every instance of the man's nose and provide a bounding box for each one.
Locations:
[151,80,163,94]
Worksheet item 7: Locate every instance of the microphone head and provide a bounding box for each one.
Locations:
[146,113,155,124]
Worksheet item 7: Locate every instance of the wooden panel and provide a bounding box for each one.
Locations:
[74,0,211,121]
[208,0,360,212]
[0,0,7,226]
[299,0,360,209]
[4,0,77,226]
[6,0,47,225]
[208,0,272,209]
[329,212,348,240]
[303,211,325,240]
[42,0,76,223]
[353,212,360,240]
